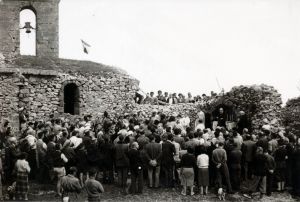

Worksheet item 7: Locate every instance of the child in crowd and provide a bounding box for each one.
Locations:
[15,152,31,200]
[85,168,104,202]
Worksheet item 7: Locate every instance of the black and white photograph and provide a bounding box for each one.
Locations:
[0,0,300,201]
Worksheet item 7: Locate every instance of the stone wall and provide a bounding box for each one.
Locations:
[131,103,199,124]
[0,71,20,128]
[130,84,283,133]
[282,96,300,136]
[0,67,139,132]
[199,84,283,132]
[0,0,59,58]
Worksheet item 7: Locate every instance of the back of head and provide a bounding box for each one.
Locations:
[188,132,194,140]
[70,166,78,174]
[199,145,207,154]
[173,127,181,135]
[167,133,173,141]
[187,146,194,154]
[148,134,155,142]
[88,167,97,177]
[218,141,224,147]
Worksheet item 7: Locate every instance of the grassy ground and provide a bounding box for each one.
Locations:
[5,182,296,202]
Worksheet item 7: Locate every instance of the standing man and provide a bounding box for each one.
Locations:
[145,135,162,188]
[264,150,275,196]
[216,108,227,128]
[228,143,242,191]
[127,142,143,194]
[237,111,251,134]
[243,147,268,199]
[161,134,175,188]
[241,134,256,181]
[114,135,129,194]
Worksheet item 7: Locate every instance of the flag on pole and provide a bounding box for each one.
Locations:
[81,39,91,54]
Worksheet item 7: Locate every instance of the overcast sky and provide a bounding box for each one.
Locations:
[21,0,300,103]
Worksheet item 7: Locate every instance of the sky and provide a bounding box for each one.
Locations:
[20,0,300,104]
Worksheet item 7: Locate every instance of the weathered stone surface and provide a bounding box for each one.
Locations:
[0,0,59,58]
[198,84,283,132]
[0,65,139,132]
[282,96,300,135]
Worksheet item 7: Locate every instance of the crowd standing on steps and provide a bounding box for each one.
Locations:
[0,106,299,201]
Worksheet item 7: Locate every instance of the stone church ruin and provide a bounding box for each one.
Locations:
[0,0,139,130]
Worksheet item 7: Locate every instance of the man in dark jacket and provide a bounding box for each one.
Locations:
[243,147,268,199]
[215,108,227,128]
[237,111,251,134]
[264,150,276,196]
[127,142,143,194]
[241,134,256,180]
[161,133,175,188]
[145,135,162,188]
[99,136,114,184]
[256,131,269,152]
[228,143,242,191]
[114,135,129,194]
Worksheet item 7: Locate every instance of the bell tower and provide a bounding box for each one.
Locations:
[0,0,60,58]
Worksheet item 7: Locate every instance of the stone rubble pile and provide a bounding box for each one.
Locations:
[197,84,283,132]
[132,103,199,124]
[282,96,300,135]
[229,84,282,132]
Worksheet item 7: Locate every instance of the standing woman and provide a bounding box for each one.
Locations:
[180,147,196,196]
[197,145,209,195]
[15,152,31,200]
[274,139,287,192]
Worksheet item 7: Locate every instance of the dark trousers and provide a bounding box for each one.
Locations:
[243,161,253,181]
[117,167,128,190]
[266,172,274,195]
[129,170,143,194]
[162,166,174,188]
[215,163,232,192]
[248,175,266,194]
[230,166,241,191]
[103,166,114,184]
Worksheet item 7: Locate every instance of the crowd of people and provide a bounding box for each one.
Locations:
[135,90,221,105]
[0,107,300,201]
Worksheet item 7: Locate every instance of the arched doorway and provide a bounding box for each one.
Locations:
[64,83,80,115]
